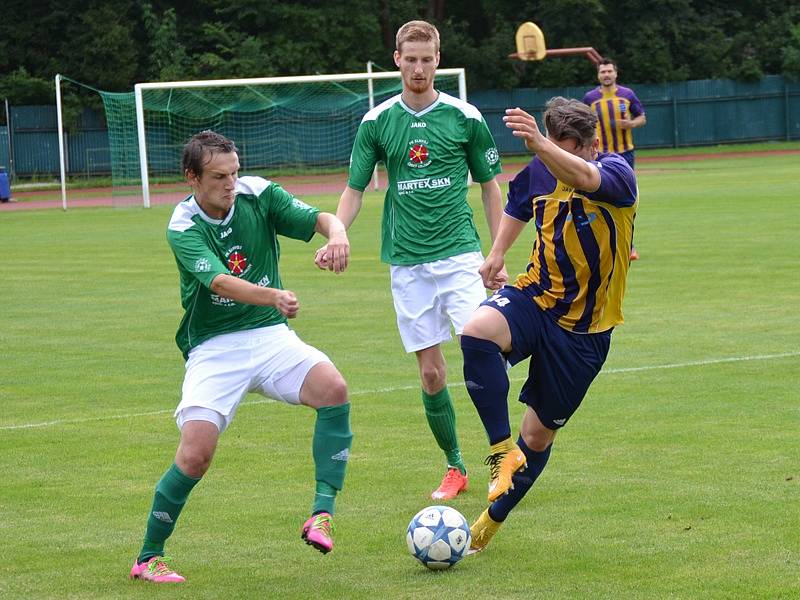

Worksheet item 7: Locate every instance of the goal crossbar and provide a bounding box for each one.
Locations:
[134,68,467,207]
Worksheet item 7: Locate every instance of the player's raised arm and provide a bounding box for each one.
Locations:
[504,107,601,192]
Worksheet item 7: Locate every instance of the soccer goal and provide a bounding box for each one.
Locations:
[127,68,466,208]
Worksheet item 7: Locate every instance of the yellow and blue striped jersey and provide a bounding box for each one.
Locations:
[505,153,638,333]
[582,85,645,154]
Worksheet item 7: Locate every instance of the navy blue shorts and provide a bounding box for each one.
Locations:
[481,286,611,429]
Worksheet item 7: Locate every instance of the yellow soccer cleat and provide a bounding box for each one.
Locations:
[485,445,527,502]
[468,508,503,554]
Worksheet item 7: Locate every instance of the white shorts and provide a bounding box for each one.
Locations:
[390,251,488,353]
[174,324,330,433]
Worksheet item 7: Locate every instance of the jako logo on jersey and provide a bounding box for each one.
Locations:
[407,139,431,168]
[410,121,427,128]
[220,226,233,239]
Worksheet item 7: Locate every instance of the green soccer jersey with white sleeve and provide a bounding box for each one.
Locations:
[166,176,320,358]
[347,91,501,266]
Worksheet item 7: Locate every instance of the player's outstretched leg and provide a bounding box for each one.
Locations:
[131,462,200,583]
[469,436,553,554]
[303,401,352,554]
[423,387,469,500]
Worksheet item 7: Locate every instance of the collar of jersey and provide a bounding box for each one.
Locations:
[399,91,441,118]
[190,195,236,226]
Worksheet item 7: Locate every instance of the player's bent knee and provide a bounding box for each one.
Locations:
[301,362,349,407]
[520,428,555,453]
[419,366,446,393]
[320,373,348,406]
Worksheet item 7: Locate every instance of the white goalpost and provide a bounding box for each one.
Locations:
[133,68,467,208]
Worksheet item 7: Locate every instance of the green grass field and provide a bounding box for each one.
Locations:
[2,151,798,599]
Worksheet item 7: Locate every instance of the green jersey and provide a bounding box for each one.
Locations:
[166,176,320,358]
[347,91,501,266]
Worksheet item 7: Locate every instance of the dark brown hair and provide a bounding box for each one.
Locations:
[543,97,598,148]
[597,58,618,71]
[182,130,238,177]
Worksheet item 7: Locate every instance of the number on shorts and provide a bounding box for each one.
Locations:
[488,294,510,307]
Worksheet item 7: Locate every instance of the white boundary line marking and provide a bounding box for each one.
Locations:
[2,352,798,431]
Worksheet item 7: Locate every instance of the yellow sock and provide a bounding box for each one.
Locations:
[489,436,515,455]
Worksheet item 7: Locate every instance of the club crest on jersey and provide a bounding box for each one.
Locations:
[225,245,250,276]
[485,147,499,165]
[407,139,431,168]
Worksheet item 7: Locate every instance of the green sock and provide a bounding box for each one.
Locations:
[138,463,200,563]
[422,387,466,474]
[311,403,353,515]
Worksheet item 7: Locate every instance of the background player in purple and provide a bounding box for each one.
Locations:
[583,59,645,260]
[458,98,638,553]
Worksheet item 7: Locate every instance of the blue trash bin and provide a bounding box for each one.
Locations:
[0,167,10,202]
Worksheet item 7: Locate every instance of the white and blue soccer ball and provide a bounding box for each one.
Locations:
[406,505,471,570]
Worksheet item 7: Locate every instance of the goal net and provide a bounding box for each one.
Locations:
[96,69,466,207]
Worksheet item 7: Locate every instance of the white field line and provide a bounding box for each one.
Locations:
[2,351,798,432]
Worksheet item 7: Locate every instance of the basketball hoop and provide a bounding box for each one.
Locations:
[509,22,602,65]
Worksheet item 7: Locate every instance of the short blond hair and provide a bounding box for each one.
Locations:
[395,20,440,53]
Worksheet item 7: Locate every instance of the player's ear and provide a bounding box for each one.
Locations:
[393,50,401,67]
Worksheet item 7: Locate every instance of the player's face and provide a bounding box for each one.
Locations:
[187,151,240,219]
[597,64,618,87]
[394,40,440,95]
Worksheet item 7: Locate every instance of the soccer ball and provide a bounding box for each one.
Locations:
[406,505,471,570]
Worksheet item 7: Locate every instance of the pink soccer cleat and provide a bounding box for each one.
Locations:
[431,467,469,500]
[301,512,334,554]
[129,556,186,583]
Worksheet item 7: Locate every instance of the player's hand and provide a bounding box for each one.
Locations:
[503,107,546,153]
[487,265,508,291]
[479,253,506,290]
[617,118,633,129]
[325,231,350,274]
[314,244,332,270]
[273,289,299,318]
[315,237,350,274]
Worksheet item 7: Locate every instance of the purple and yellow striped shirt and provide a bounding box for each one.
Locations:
[505,153,638,333]
[582,85,645,154]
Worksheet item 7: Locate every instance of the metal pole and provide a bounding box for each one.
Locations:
[55,74,68,210]
[785,82,791,142]
[134,84,151,208]
[367,60,379,191]
[672,96,679,148]
[4,98,14,180]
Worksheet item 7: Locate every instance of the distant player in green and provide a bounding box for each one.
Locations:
[130,131,353,584]
[316,20,505,501]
